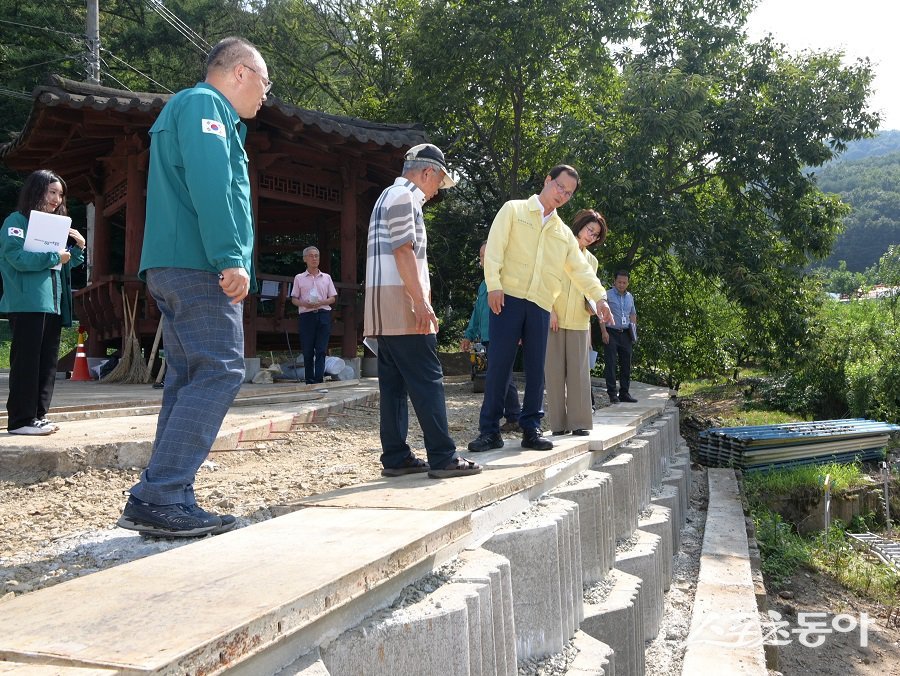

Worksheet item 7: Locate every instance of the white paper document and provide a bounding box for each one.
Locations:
[24,211,71,271]
[363,336,379,356]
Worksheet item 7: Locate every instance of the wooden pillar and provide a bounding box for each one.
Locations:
[244,145,260,358]
[85,190,107,358]
[339,162,358,358]
[91,191,109,280]
[122,141,147,279]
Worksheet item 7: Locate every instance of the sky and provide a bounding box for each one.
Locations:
[746,0,898,131]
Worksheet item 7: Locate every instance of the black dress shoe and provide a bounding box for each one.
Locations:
[551,430,570,436]
[468,432,504,452]
[609,395,620,403]
[619,392,638,403]
[571,429,590,436]
[522,429,553,450]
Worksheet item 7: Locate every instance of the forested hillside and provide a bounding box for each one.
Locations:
[815,135,900,271]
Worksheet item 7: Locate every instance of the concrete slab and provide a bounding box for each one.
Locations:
[0,667,115,675]
[284,466,544,514]
[0,508,470,674]
[682,469,766,675]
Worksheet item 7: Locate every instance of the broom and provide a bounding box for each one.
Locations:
[101,290,150,384]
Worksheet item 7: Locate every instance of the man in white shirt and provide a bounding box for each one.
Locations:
[291,246,337,384]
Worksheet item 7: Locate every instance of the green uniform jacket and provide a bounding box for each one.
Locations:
[139,82,256,290]
[0,211,84,326]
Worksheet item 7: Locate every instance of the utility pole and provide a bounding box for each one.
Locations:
[86,0,100,84]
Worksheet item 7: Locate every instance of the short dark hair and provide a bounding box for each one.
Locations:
[206,37,259,77]
[548,164,580,195]
[614,269,630,280]
[571,209,607,246]
[17,169,67,217]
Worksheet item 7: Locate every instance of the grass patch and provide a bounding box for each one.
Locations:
[743,462,870,500]
[720,410,804,427]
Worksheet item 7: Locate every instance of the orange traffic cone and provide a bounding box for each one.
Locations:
[71,331,92,381]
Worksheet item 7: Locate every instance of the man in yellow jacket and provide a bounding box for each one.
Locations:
[468,165,612,452]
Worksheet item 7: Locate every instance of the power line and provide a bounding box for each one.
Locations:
[145,0,210,54]
[0,87,32,101]
[101,49,173,93]
[0,18,81,38]
[5,54,83,74]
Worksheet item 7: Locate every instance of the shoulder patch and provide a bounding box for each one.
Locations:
[7,227,24,238]
[201,119,227,138]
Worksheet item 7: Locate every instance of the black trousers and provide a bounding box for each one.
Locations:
[603,328,633,396]
[6,312,62,430]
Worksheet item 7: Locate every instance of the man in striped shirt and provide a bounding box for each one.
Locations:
[363,144,482,479]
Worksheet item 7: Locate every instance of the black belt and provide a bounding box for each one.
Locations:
[608,327,629,333]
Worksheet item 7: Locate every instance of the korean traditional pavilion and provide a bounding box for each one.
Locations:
[0,75,429,359]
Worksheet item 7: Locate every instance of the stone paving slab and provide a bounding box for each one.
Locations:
[0,380,379,482]
[0,507,470,674]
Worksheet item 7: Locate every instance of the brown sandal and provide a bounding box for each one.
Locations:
[428,457,483,479]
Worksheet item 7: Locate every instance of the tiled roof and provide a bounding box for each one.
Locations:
[0,75,427,159]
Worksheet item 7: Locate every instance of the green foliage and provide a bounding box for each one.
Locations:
[762,296,900,422]
[751,500,900,603]
[752,509,810,584]
[628,257,747,389]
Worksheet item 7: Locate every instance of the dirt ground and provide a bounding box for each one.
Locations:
[1,380,898,675]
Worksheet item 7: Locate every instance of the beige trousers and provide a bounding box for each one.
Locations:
[544,327,593,432]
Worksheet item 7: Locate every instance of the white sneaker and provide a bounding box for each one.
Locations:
[9,424,53,436]
[35,418,60,432]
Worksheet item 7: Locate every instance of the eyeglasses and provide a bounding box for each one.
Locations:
[552,179,575,200]
[584,226,602,241]
[242,63,273,94]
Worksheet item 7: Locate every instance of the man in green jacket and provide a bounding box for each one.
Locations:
[117,37,270,538]
[468,165,612,453]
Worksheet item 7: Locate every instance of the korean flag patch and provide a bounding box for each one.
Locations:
[201,118,227,138]
[7,227,24,238]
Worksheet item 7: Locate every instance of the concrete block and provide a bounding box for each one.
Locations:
[581,568,644,676]
[547,471,615,585]
[452,549,517,676]
[594,453,638,540]
[542,498,583,631]
[619,439,652,509]
[321,582,474,676]
[483,514,565,659]
[638,503,673,591]
[567,630,615,676]
[662,467,689,531]
[651,483,683,552]
[632,426,664,488]
[614,529,664,639]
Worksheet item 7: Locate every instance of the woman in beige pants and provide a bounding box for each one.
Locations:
[544,209,608,436]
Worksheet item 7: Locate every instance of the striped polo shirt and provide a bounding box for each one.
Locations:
[363,178,431,336]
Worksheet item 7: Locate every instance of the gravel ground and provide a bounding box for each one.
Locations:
[0,379,706,675]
